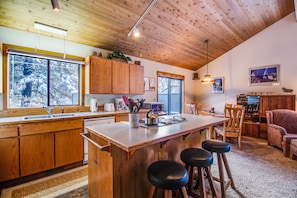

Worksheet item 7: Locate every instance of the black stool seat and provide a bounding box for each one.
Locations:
[202,140,230,153]
[180,148,213,167]
[147,160,189,190]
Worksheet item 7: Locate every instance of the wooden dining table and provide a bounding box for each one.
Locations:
[84,114,229,198]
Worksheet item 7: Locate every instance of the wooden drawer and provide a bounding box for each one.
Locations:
[20,119,83,136]
[115,114,128,122]
[0,125,19,138]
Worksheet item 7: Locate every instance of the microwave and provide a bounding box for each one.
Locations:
[143,102,165,114]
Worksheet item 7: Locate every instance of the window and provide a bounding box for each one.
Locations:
[157,72,184,115]
[8,53,80,108]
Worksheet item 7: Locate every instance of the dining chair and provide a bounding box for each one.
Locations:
[186,103,197,115]
[214,104,245,149]
[190,102,212,116]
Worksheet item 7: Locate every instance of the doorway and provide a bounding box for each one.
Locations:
[157,73,184,115]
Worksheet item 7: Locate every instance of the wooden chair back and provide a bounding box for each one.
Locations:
[186,104,197,115]
[224,106,245,135]
[214,104,245,149]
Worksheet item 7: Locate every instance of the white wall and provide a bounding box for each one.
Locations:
[0,27,196,111]
[195,12,297,113]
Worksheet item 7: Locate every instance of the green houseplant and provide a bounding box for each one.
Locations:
[107,47,132,62]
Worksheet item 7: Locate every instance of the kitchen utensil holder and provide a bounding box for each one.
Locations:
[129,113,139,128]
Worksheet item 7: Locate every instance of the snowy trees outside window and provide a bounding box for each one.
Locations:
[9,54,80,108]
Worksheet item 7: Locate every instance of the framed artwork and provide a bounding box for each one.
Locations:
[249,64,280,86]
[115,98,128,111]
[144,77,149,91]
[212,77,224,94]
[144,77,156,91]
[149,77,155,91]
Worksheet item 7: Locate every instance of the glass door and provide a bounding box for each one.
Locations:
[158,76,183,115]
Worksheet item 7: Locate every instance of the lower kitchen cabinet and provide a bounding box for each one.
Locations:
[19,118,83,177]
[20,133,55,176]
[55,128,83,167]
[0,125,19,182]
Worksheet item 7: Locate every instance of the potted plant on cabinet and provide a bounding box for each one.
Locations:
[107,47,132,62]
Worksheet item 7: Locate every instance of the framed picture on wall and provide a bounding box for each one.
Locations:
[144,77,156,91]
[249,64,280,86]
[212,77,224,94]
[144,77,149,91]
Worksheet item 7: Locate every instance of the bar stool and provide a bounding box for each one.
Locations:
[180,148,218,198]
[202,140,235,198]
[147,160,189,198]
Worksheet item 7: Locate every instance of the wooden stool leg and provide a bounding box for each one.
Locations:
[217,153,226,198]
[181,186,188,198]
[197,167,206,198]
[164,190,172,198]
[222,153,235,189]
[187,166,194,191]
[148,186,156,198]
[205,166,218,198]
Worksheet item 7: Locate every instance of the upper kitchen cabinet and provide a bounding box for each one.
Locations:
[111,60,129,94]
[86,56,144,94]
[86,56,112,94]
[129,64,144,94]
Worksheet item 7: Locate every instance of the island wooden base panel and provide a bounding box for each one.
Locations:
[88,130,206,198]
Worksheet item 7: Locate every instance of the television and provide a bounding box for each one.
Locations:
[246,96,260,113]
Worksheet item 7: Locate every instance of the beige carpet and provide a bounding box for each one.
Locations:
[1,137,297,198]
[1,166,88,198]
[213,136,297,198]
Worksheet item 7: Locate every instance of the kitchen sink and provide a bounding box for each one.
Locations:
[53,113,76,118]
[23,113,76,120]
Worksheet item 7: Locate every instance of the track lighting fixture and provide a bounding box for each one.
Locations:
[127,0,157,37]
[51,0,60,12]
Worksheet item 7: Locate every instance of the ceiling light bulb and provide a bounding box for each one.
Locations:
[133,28,140,37]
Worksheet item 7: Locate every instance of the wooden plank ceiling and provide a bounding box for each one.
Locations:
[0,0,294,70]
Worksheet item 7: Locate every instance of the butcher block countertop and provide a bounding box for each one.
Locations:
[87,114,229,152]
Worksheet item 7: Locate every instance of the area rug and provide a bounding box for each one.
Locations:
[0,165,88,198]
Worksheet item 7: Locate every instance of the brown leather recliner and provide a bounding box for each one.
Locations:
[266,109,297,157]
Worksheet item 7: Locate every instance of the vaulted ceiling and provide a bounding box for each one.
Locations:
[0,0,295,70]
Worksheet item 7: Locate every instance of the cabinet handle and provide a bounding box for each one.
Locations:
[80,133,110,152]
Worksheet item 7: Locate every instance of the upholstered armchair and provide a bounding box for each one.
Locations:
[266,109,297,157]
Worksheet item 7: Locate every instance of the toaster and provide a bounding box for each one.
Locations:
[104,103,115,112]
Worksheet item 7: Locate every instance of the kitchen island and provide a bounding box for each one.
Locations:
[85,114,228,198]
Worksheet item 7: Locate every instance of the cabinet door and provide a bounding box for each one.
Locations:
[20,133,54,176]
[0,137,19,182]
[112,60,129,94]
[55,129,83,167]
[242,122,259,137]
[90,57,112,94]
[129,64,144,94]
[260,95,296,117]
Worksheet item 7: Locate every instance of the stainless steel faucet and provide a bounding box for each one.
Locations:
[43,106,53,116]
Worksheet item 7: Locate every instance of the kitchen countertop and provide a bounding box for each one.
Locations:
[87,114,229,152]
[0,111,131,125]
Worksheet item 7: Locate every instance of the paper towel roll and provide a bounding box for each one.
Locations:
[90,98,97,112]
